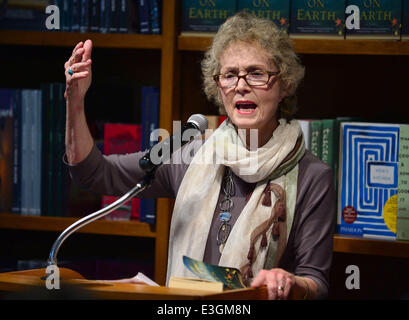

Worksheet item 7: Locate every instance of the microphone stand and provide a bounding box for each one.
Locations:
[46,173,154,269]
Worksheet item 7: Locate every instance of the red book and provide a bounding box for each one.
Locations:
[101,123,141,221]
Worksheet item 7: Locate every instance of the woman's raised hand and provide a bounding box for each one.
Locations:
[64,39,93,107]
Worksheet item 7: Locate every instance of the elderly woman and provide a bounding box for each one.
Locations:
[64,12,335,300]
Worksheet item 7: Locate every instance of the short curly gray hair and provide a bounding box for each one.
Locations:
[201,11,305,119]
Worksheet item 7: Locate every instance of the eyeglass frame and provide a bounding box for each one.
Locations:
[213,70,280,88]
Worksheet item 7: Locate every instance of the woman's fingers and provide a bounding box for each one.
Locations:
[67,60,92,74]
[82,39,93,62]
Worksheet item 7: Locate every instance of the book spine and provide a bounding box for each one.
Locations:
[310,120,322,159]
[71,0,81,32]
[403,0,409,39]
[29,90,38,215]
[20,90,31,215]
[109,0,120,33]
[140,86,160,224]
[119,0,128,33]
[12,90,21,213]
[90,0,100,33]
[47,84,56,216]
[40,84,49,216]
[61,0,71,31]
[138,0,150,34]
[397,124,409,241]
[100,0,108,33]
[80,0,90,33]
[149,0,161,34]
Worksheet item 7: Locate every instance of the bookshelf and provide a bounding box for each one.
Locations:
[1,0,409,295]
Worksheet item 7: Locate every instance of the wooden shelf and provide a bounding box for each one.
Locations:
[178,34,409,55]
[0,213,156,238]
[0,30,163,49]
[333,234,409,259]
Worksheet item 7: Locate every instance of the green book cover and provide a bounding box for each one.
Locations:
[290,0,346,38]
[346,0,401,39]
[310,119,322,159]
[181,0,236,33]
[237,0,290,33]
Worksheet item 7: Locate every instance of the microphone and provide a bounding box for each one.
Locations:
[139,114,208,174]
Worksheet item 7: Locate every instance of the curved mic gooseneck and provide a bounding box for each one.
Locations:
[47,114,208,269]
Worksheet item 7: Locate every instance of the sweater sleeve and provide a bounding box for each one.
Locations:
[66,142,192,199]
[281,152,336,299]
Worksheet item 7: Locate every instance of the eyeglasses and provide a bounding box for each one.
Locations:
[213,70,280,88]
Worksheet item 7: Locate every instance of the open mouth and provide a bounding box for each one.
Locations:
[235,101,257,115]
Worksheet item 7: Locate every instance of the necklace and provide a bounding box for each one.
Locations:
[216,167,235,253]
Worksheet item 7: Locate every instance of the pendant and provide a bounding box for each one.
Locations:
[216,221,231,246]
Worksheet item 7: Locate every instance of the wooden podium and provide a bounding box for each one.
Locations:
[0,268,268,300]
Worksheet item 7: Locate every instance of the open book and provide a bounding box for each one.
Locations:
[168,256,246,292]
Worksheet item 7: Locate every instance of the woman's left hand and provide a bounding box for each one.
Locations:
[250,268,296,300]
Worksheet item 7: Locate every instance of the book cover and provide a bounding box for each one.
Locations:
[397,125,409,241]
[102,122,142,220]
[402,0,409,40]
[182,256,245,290]
[0,89,15,212]
[140,86,160,224]
[61,0,71,32]
[20,90,32,215]
[237,0,290,33]
[290,0,346,39]
[337,122,404,240]
[345,0,401,39]
[181,0,236,33]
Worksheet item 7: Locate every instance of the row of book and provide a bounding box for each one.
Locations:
[101,86,160,224]
[0,85,160,225]
[298,118,409,242]
[0,0,161,35]
[182,0,409,40]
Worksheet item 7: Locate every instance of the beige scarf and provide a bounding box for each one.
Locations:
[166,118,305,285]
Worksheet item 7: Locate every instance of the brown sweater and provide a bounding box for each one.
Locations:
[68,140,335,298]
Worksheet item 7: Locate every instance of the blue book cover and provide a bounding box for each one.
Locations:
[149,0,161,34]
[181,0,236,33]
[138,0,150,33]
[346,0,401,39]
[20,90,32,215]
[0,89,15,213]
[402,0,409,39]
[237,0,290,33]
[337,122,403,240]
[140,86,160,224]
[290,0,346,38]
[12,90,22,213]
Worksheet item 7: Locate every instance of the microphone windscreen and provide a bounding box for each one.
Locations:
[187,114,208,133]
